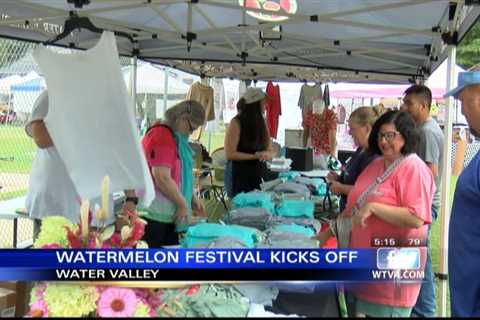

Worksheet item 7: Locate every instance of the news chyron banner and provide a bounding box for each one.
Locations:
[0,248,425,282]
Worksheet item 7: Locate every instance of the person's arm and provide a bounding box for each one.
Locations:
[224,119,258,161]
[30,120,54,149]
[328,128,336,156]
[256,138,275,161]
[329,181,353,196]
[191,195,206,217]
[303,126,310,147]
[426,163,438,178]
[313,228,333,246]
[353,202,425,229]
[452,140,466,176]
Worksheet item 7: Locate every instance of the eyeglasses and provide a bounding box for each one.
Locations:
[186,118,197,133]
[378,131,400,142]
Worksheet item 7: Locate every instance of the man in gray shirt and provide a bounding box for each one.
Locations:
[403,84,444,317]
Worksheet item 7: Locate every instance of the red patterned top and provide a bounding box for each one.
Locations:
[304,108,337,154]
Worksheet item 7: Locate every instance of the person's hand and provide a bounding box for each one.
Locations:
[255,151,272,161]
[329,181,344,195]
[192,197,207,217]
[174,205,189,224]
[311,230,331,247]
[115,214,130,232]
[352,203,375,228]
[327,171,339,181]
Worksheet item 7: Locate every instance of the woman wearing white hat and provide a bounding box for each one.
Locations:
[224,88,275,196]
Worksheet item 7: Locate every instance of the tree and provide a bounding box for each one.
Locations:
[457,21,480,69]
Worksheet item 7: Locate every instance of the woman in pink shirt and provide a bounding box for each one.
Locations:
[321,111,435,317]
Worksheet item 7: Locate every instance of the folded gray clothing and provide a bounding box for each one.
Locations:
[206,236,248,248]
[273,182,311,198]
[228,207,271,231]
[258,238,319,249]
[259,231,319,248]
[190,236,248,248]
[233,284,279,306]
[267,216,322,234]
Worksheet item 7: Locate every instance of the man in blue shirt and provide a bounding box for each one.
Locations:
[445,71,480,317]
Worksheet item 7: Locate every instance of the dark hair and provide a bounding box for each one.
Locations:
[368,110,419,155]
[235,98,268,152]
[403,84,432,110]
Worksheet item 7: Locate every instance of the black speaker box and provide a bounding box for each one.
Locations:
[285,147,313,171]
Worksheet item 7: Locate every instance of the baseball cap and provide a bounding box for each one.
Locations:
[444,71,480,98]
[242,88,269,104]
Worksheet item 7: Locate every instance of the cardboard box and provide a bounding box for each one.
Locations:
[0,282,28,317]
[0,288,16,318]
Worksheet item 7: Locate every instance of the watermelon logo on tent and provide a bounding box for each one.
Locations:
[239,0,298,22]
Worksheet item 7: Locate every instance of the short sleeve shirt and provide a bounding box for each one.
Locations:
[141,125,180,186]
[303,109,337,154]
[345,155,435,307]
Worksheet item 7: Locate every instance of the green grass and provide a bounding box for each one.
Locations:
[0,124,36,174]
[0,189,27,201]
[199,131,225,153]
[431,216,450,317]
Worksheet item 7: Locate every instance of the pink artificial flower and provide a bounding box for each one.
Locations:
[97,287,138,318]
[41,243,62,249]
[29,299,48,318]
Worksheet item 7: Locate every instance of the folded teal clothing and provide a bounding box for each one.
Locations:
[232,192,275,214]
[182,222,261,248]
[278,171,301,181]
[275,200,314,219]
[271,224,315,237]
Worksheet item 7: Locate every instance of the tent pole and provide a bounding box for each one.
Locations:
[438,44,456,317]
[131,55,138,115]
[164,66,169,117]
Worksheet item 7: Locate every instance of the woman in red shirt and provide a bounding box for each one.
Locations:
[128,100,206,247]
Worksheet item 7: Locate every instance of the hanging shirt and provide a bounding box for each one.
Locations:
[449,150,480,317]
[303,108,337,154]
[206,78,225,132]
[323,84,330,107]
[297,83,323,112]
[186,81,215,121]
[265,81,281,139]
[32,31,154,206]
[335,104,346,124]
[239,81,248,98]
[25,91,115,226]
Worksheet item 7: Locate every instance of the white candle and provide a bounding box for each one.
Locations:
[101,176,110,220]
[80,199,90,239]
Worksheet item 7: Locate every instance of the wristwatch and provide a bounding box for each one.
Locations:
[125,197,139,205]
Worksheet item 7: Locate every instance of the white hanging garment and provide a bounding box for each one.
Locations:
[33,32,154,206]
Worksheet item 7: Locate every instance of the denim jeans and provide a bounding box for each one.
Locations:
[224,160,233,198]
[411,208,437,317]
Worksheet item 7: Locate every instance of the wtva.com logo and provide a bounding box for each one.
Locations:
[376,248,420,270]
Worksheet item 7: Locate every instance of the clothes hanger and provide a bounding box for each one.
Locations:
[44,11,134,45]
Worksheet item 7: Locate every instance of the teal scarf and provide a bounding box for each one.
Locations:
[174,132,194,232]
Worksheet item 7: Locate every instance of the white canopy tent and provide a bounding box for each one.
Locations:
[0,1,478,315]
[122,62,190,95]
